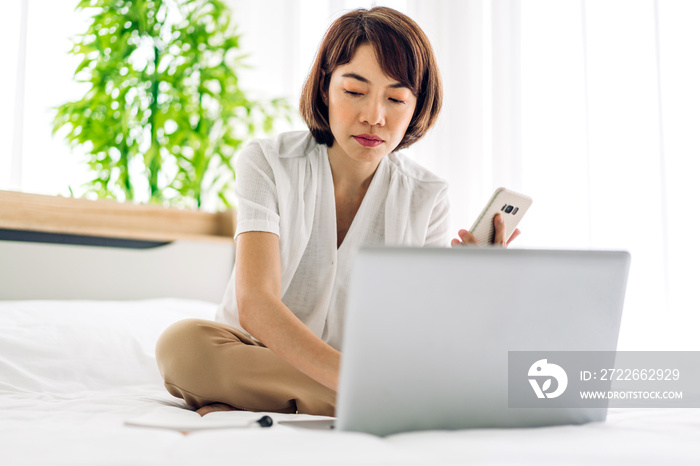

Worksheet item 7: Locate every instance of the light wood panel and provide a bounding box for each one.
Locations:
[0,190,235,243]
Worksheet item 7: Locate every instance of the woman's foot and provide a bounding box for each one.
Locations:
[196,402,239,416]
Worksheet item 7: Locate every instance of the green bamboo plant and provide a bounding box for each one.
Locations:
[53,0,290,209]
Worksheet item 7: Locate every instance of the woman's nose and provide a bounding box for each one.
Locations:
[360,97,385,126]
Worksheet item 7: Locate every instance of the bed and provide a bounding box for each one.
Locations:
[1,189,698,466]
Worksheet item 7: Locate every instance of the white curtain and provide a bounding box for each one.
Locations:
[226,0,700,351]
[408,0,699,350]
[5,0,698,350]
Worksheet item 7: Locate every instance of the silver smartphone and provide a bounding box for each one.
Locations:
[469,187,532,245]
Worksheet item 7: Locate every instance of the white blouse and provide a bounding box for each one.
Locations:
[215,131,450,350]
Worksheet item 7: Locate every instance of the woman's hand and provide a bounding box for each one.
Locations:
[450,213,521,247]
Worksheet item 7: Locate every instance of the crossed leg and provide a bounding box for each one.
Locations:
[155,319,336,416]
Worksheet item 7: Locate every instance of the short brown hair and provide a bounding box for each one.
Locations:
[299,7,442,151]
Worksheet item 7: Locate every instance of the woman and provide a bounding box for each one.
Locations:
[155,6,517,417]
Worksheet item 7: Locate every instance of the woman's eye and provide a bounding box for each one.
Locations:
[344,90,362,96]
[389,98,406,104]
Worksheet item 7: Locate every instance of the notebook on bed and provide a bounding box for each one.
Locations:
[283,247,630,436]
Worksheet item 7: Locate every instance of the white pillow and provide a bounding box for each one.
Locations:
[0,299,217,393]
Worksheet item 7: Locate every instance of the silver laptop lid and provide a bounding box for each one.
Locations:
[336,247,630,436]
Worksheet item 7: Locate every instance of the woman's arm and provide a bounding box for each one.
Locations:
[235,231,341,391]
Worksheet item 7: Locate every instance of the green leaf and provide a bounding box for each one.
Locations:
[53,0,291,209]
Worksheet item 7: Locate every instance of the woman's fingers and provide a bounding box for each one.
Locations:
[451,229,478,247]
[452,215,520,247]
[506,228,521,246]
[492,213,506,246]
[460,229,477,244]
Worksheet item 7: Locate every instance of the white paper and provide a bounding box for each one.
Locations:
[125,409,270,432]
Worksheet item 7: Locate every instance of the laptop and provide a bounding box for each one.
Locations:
[283,247,630,436]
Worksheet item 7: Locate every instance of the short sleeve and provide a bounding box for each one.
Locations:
[234,141,281,239]
[424,184,451,246]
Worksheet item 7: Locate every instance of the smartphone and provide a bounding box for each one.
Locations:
[469,187,532,245]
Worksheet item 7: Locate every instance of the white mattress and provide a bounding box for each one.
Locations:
[1,299,698,465]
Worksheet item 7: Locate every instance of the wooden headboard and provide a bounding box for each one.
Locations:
[0,190,235,243]
[0,190,236,302]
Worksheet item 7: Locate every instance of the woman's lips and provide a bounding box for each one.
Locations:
[352,134,384,147]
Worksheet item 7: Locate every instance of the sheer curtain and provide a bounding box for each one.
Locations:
[409,0,699,350]
[2,0,92,196]
[231,0,699,350]
[4,0,697,349]
[519,0,699,351]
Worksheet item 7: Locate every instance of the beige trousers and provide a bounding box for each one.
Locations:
[155,319,336,416]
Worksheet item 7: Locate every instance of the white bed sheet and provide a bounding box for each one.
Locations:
[1,299,699,466]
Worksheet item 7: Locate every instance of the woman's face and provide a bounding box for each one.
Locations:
[325,44,417,168]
